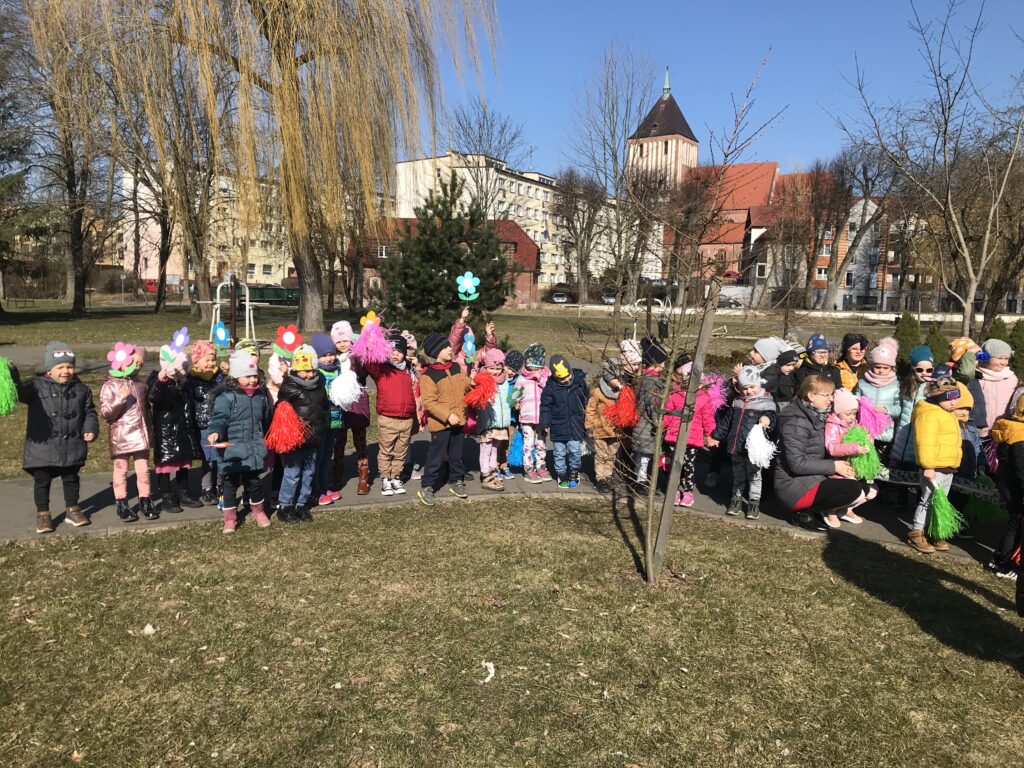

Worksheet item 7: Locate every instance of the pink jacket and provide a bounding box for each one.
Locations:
[516,367,549,424]
[99,375,152,458]
[824,413,861,458]
[662,387,717,448]
[448,318,497,368]
[977,366,1019,435]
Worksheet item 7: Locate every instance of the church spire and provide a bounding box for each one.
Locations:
[662,67,671,100]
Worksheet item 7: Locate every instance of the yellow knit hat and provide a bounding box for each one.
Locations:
[291,345,316,372]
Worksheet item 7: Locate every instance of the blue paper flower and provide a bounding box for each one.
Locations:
[213,321,230,348]
[171,326,190,353]
[457,271,480,301]
[463,329,476,358]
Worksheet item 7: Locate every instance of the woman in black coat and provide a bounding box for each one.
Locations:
[148,358,202,512]
[775,374,863,531]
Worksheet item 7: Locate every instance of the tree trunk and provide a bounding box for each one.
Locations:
[153,206,172,314]
[821,267,842,313]
[131,160,142,301]
[292,234,324,329]
[69,206,88,317]
[576,250,589,304]
[961,281,978,337]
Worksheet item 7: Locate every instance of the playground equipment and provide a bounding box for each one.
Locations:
[209,276,256,344]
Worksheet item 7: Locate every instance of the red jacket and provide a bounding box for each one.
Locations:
[366,362,417,418]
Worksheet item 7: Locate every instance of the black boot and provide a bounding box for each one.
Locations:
[298,504,314,523]
[277,505,300,524]
[160,475,182,513]
[200,488,218,506]
[176,470,203,508]
[115,498,138,523]
[139,497,159,520]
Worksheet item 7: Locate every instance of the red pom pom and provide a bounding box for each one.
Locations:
[464,370,497,410]
[603,385,639,428]
[265,401,311,454]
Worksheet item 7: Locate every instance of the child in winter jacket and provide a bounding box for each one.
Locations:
[184,340,225,505]
[474,348,512,492]
[517,343,551,483]
[711,365,778,519]
[275,345,329,523]
[585,361,624,492]
[12,341,99,534]
[855,337,902,457]
[499,349,525,480]
[662,363,721,507]
[989,392,1024,577]
[311,332,343,506]
[837,333,870,390]
[761,349,800,404]
[363,332,418,496]
[100,342,157,523]
[909,377,965,554]
[448,306,497,368]
[631,339,671,488]
[417,332,475,506]
[330,321,371,495]
[206,350,273,533]
[891,345,935,470]
[149,342,201,514]
[977,338,1018,472]
[822,387,874,528]
[539,354,589,488]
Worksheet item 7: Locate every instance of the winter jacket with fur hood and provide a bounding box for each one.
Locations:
[99,375,152,457]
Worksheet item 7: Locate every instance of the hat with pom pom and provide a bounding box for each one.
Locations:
[869,336,898,366]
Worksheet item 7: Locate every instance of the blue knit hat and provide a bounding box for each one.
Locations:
[310,332,336,358]
[807,334,829,352]
[909,344,934,366]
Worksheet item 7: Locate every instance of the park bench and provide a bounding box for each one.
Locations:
[9,297,36,308]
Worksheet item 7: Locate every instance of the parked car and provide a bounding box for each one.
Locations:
[552,291,570,304]
[600,290,616,305]
[717,294,742,309]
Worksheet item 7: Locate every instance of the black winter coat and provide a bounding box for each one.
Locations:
[538,369,589,443]
[761,363,796,404]
[184,371,226,430]
[794,360,842,389]
[206,382,273,474]
[147,373,200,465]
[15,368,99,470]
[711,392,777,455]
[774,399,838,510]
[277,373,329,448]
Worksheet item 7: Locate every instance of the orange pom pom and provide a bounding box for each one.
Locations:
[464,370,497,411]
[603,385,638,428]
[264,401,311,454]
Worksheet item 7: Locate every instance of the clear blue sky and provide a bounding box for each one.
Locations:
[435,0,1022,174]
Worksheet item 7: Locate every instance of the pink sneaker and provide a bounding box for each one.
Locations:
[328,490,342,502]
[673,491,683,506]
[523,470,543,484]
[537,468,552,482]
[680,491,694,507]
[317,492,335,506]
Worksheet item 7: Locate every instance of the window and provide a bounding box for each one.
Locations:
[262,264,273,276]
[845,271,854,288]
[1008,298,1018,313]
[664,141,669,155]
[539,273,547,284]
[755,262,768,279]
[822,227,834,240]
[821,243,832,256]
[246,263,256,276]
[376,245,389,260]
[816,267,828,281]
[640,143,645,158]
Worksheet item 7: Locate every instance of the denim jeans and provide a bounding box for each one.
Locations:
[279,446,317,508]
[314,429,337,497]
[552,440,582,477]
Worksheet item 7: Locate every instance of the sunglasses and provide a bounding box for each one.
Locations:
[914,366,934,373]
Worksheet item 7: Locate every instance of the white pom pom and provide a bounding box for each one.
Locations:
[329,369,364,409]
[745,424,777,469]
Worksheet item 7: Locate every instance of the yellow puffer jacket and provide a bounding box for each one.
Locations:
[991,416,1024,445]
[837,360,867,391]
[912,400,963,470]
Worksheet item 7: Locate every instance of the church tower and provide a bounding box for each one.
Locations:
[627,68,698,185]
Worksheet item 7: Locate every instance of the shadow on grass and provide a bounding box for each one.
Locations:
[609,489,647,580]
[822,529,1024,674]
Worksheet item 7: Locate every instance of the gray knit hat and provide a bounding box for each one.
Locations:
[228,350,259,379]
[43,340,75,370]
[737,365,765,388]
[601,360,620,385]
[982,338,1013,358]
[753,336,791,365]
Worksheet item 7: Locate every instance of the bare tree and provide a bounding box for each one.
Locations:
[847,1,1024,336]
[552,167,604,303]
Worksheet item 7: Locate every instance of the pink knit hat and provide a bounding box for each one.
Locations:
[191,339,215,363]
[483,348,505,368]
[869,336,898,366]
[833,387,859,414]
[330,321,354,343]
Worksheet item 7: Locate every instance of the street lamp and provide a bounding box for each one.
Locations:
[120,273,125,305]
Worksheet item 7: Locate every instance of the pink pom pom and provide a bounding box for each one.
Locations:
[857,395,893,438]
[351,321,392,365]
[703,373,727,411]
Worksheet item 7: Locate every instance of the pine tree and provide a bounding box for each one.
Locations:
[382,173,511,338]
[924,324,949,363]
[1010,321,1024,378]
[893,313,921,368]
[987,317,1010,342]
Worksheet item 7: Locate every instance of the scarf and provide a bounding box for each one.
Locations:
[241,385,259,397]
[190,369,217,382]
[488,368,507,384]
[429,362,453,371]
[599,378,621,400]
[979,365,1015,383]
[319,361,339,373]
[862,368,896,387]
[390,359,407,372]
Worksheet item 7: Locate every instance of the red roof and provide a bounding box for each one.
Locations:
[356,218,538,271]
[748,205,777,228]
[695,162,778,212]
[703,221,746,245]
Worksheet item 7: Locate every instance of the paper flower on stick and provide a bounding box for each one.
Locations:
[463,329,477,363]
[360,310,380,328]
[272,324,302,359]
[170,326,190,353]
[457,271,480,301]
[107,341,139,378]
[212,321,230,348]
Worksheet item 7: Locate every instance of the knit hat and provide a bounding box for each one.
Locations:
[776,350,800,367]
[807,334,829,353]
[909,345,934,366]
[869,336,898,366]
[925,376,959,403]
[753,336,790,365]
[641,337,669,366]
[505,350,525,373]
[982,338,1013,359]
[672,352,691,372]
[43,340,75,370]
[311,332,336,358]
[330,321,354,343]
[236,338,261,361]
[229,350,259,379]
[549,354,572,381]
[524,343,546,369]
[389,331,409,356]
[619,339,642,366]
[954,382,974,411]
[423,332,450,360]
[949,337,980,363]
[483,348,505,368]
[832,387,859,414]
[191,340,215,364]
[841,333,869,356]
[401,330,417,352]
[291,345,316,373]
[737,365,764,388]
[601,360,620,385]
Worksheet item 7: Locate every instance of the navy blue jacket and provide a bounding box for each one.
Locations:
[538,369,588,442]
[711,392,778,456]
[206,383,273,474]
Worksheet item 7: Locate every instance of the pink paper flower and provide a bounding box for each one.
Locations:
[107,341,135,370]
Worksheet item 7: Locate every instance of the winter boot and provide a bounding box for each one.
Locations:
[277,505,300,524]
[176,470,203,508]
[250,500,272,528]
[139,497,159,520]
[744,500,760,520]
[907,529,936,554]
[357,457,370,495]
[200,488,218,506]
[160,475,182,513]
[929,537,950,552]
[116,498,139,523]
[726,495,743,517]
[298,504,314,523]
[222,506,237,535]
[35,510,54,534]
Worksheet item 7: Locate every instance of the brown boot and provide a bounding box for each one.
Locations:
[929,538,950,552]
[36,511,54,534]
[65,506,89,527]
[482,472,505,492]
[907,529,935,554]
[357,457,370,495]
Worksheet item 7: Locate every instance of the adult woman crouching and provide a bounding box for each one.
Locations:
[776,374,864,531]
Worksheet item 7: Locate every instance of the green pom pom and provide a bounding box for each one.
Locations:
[927,485,965,540]
[964,494,1006,522]
[976,474,996,489]
[0,357,17,416]
[842,426,884,482]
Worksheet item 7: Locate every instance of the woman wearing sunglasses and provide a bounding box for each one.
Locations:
[889,344,936,473]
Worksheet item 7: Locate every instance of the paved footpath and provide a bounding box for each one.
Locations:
[0,438,1003,569]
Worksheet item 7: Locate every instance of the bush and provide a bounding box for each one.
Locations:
[893,313,921,369]
[1010,321,1024,378]
[987,317,1010,342]
[924,324,948,364]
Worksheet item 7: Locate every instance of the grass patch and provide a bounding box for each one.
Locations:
[0,499,1020,767]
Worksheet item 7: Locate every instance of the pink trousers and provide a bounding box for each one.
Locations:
[478,440,500,476]
[113,451,151,499]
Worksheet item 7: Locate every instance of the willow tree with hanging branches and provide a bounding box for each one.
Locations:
[134,0,496,330]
